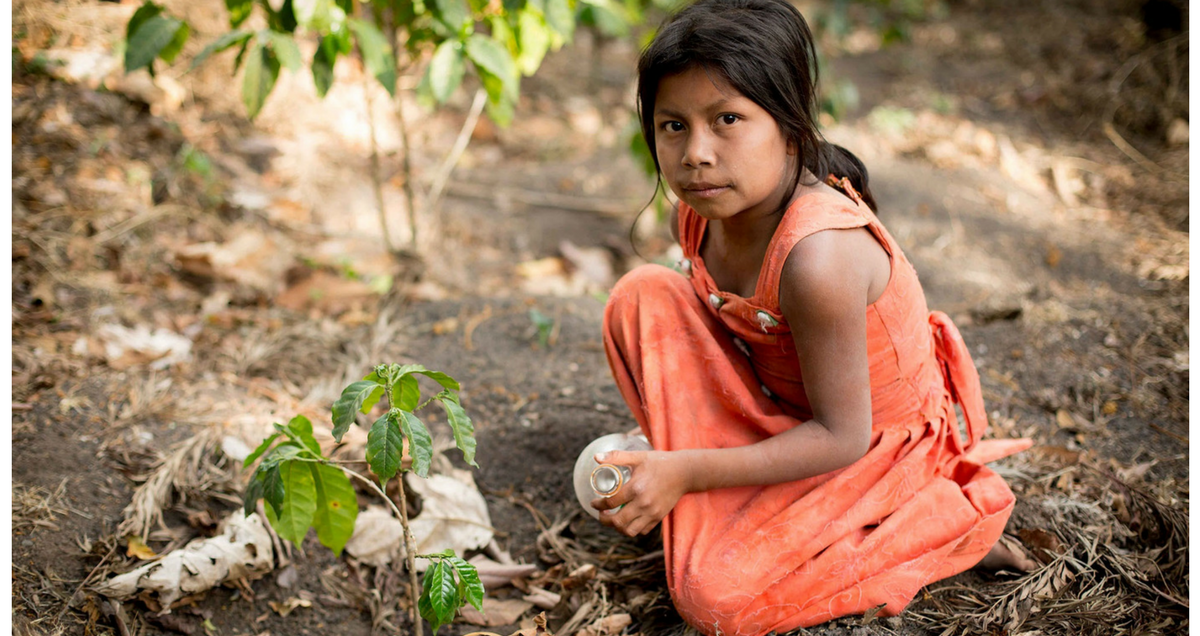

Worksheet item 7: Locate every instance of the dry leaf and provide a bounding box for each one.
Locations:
[1044,245,1062,268]
[1055,410,1086,431]
[1016,528,1063,563]
[268,597,311,617]
[1035,445,1080,465]
[96,323,192,370]
[859,603,887,625]
[96,512,274,610]
[344,506,403,567]
[579,613,632,636]
[408,471,494,570]
[126,536,158,560]
[459,598,535,627]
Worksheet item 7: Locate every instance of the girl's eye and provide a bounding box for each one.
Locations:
[720,114,739,125]
[661,121,684,132]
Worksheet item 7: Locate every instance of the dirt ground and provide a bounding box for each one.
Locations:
[11,0,1188,635]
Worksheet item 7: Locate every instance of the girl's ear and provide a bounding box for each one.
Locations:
[786,138,798,156]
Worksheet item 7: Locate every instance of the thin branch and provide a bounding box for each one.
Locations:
[425,88,488,215]
[363,73,396,253]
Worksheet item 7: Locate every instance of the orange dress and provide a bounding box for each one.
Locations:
[602,183,1030,635]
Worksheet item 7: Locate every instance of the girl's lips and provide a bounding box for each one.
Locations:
[684,185,730,199]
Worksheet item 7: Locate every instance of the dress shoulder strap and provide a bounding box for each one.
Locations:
[677,202,706,257]
[756,176,882,308]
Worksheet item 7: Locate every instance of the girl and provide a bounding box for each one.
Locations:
[591,0,1035,633]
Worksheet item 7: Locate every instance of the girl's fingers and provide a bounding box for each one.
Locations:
[595,450,644,466]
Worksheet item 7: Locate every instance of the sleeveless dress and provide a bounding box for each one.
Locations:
[601,180,1031,635]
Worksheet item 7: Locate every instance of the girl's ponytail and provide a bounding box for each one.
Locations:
[815,142,877,213]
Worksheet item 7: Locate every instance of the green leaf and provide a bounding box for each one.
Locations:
[126,1,164,43]
[291,0,329,29]
[348,18,397,96]
[516,9,550,76]
[448,555,485,611]
[583,2,629,38]
[465,35,517,88]
[309,462,357,555]
[270,459,317,546]
[226,0,254,27]
[394,374,420,411]
[433,0,470,32]
[242,474,265,516]
[331,379,385,442]
[260,463,286,515]
[398,411,434,478]
[485,93,515,127]
[258,444,304,516]
[265,30,302,71]
[232,37,252,72]
[311,33,339,97]
[418,560,460,634]
[366,413,404,484]
[489,14,517,57]
[284,414,322,455]
[427,39,465,104]
[191,29,253,70]
[411,369,461,392]
[267,0,299,32]
[241,40,281,119]
[125,16,186,73]
[436,392,478,467]
[243,432,281,467]
[544,0,574,40]
[159,21,190,63]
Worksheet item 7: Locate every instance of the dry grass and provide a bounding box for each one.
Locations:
[116,426,240,541]
[13,480,71,534]
[912,467,1188,635]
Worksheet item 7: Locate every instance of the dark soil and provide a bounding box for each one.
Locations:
[12,0,1187,635]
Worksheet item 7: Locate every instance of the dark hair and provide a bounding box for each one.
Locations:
[636,0,877,212]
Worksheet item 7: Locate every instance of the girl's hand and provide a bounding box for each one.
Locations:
[590,450,690,537]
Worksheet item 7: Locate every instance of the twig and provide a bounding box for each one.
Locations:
[92,204,194,245]
[363,72,396,254]
[462,305,494,351]
[392,72,420,252]
[56,542,117,622]
[426,88,488,216]
[1148,422,1187,444]
[444,181,641,216]
[1102,34,1188,182]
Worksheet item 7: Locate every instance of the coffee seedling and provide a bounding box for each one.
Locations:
[244,364,482,636]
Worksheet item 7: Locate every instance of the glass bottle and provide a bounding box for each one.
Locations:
[573,432,652,519]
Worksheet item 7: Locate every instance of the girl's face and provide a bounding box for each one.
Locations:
[653,66,796,223]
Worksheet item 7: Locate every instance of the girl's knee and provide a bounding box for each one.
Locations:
[606,264,694,317]
[611,263,690,296]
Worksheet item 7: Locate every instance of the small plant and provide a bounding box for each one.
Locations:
[243,363,482,636]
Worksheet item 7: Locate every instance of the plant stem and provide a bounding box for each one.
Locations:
[385,376,425,636]
[395,471,424,636]
[394,85,419,252]
[363,72,396,254]
[337,466,424,636]
[425,88,487,217]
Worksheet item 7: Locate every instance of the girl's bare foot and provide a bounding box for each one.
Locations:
[976,534,1039,572]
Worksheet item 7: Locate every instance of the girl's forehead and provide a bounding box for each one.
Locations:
[654,66,745,108]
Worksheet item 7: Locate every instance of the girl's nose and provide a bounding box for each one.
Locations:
[681,131,715,168]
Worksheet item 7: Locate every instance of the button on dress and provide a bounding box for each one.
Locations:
[602,182,1031,635]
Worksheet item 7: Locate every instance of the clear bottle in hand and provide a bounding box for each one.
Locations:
[573,432,652,519]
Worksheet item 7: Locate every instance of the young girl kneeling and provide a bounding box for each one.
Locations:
[591,0,1034,633]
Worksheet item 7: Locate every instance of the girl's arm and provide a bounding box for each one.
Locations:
[594,226,886,536]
